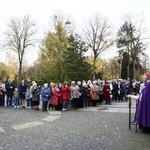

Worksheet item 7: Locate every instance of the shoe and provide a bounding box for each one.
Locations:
[14,106,17,108]
[17,106,20,108]
[62,109,65,111]
[28,107,31,109]
[26,106,28,109]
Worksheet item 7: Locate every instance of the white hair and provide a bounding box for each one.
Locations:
[44,83,48,87]
[77,81,81,85]
[82,82,87,87]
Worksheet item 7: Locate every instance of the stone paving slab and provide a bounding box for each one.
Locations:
[0,101,150,150]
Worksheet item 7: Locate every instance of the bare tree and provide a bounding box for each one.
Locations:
[4,15,36,80]
[117,15,149,79]
[83,14,113,80]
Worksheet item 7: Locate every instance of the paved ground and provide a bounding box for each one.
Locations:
[0,99,150,150]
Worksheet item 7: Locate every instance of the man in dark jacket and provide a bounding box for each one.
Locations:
[5,79,15,107]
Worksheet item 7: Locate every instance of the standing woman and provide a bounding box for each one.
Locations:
[41,83,51,112]
[61,81,71,111]
[52,83,62,110]
[91,81,99,106]
[17,80,27,108]
[80,82,90,109]
[70,81,80,110]
[77,81,83,108]
[48,82,54,110]
[103,81,111,105]
[31,83,40,110]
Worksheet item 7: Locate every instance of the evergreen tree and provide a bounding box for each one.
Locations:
[63,34,92,82]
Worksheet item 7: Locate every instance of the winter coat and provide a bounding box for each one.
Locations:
[70,85,81,99]
[91,85,99,100]
[41,87,51,102]
[17,83,27,98]
[25,91,31,100]
[52,88,62,106]
[31,86,40,102]
[13,91,19,100]
[80,86,90,98]
[5,82,15,97]
[61,85,71,101]
[0,89,5,99]
[103,85,111,101]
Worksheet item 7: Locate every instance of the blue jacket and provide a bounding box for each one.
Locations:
[41,87,51,102]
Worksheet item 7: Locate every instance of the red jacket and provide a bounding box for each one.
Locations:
[52,88,62,106]
[61,85,71,101]
[103,85,110,101]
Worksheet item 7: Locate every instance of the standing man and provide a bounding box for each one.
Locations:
[5,79,15,107]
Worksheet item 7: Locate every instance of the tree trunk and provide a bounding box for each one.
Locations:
[93,56,96,81]
[133,60,136,80]
[18,61,22,81]
[127,52,130,79]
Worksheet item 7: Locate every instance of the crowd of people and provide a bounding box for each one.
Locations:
[0,78,141,112]
[0,75,150,133]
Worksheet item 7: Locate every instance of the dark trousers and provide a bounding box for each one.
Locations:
[0,97,5,106]
[83,97,88,108]
[26,99,31,107]
[42,101,48,111]
[99,94,103,104]
[7,96,13,107]
[113,92,118,102]
[72,98,78,109]
[78,97,83,108]
[92,100,97,106]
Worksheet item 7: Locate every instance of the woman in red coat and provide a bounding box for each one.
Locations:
[61,81,71,111]
[52,83,62,110]
[103,81,111,105]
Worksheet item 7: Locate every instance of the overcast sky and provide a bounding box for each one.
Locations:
[0,0,150,65]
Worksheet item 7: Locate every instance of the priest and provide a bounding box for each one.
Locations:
[134,73,150,133]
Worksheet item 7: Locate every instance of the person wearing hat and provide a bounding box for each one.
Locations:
[134,73,150,132]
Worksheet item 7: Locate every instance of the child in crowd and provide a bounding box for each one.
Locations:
[13,88,20,108]
[25,88,31,109]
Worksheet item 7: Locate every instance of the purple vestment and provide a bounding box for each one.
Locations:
[135,81,150,128]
